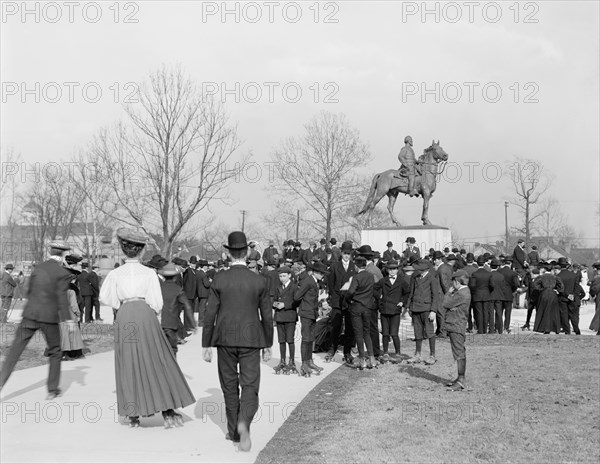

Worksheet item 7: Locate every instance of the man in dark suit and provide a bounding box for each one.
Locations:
[489,258,506,334]
[383,241,400,263]
[433,250,453,338]
[181,260,197,332]
[329,238,342,262]
[403,237,421,263]
[0,242,75,399]
[202,231,273,452]
[262,240,279,264]
[528,246,540,268]
[1,263,17,323]
[195,259,211,326]
[89,265,102,322]
[78,263,94,323]
[326,240,356,363]
[557,257,580,334]
[469,255,493,334]
[512,239,528,277]
[463,253,478,332]
[498,256,520,333]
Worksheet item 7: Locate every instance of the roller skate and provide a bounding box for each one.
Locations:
[365,356,378,369]
[308,359,323,374]
[389,352,402,364]
[299,362,312,377]
[162,409,184,428]
[343,354,354,365]
[128,416,140,428]
[380,353,391,364]
[324,351,335,363]
[287,360,298,375]
[273,360,288,375]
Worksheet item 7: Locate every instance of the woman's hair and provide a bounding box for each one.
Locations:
[229,247,248,260]
[118,238,145,258]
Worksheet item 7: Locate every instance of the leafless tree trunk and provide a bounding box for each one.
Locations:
[270,111,371,241]
[535,197,565,244]
[505,157,552,246]
[21,178,84,261]
[85,65,244,255]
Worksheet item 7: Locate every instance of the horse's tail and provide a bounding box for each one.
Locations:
[356,174,380,216]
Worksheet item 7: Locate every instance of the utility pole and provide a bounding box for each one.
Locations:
[504,201,509,254]
[241,210,246,232]
[296,210,300,241]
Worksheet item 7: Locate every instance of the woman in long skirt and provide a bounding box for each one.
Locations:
[533,273,563,334]
[61,270,85,359]
[100,228,195,428]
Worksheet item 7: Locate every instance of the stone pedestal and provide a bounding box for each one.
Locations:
[361,226,452,255]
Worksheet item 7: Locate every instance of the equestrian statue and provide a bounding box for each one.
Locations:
[356,138,448,226]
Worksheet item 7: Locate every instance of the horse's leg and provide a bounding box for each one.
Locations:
[387,192,401,226]
[421,192,432,225]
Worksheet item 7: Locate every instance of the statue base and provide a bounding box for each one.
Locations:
[361,225,452,255]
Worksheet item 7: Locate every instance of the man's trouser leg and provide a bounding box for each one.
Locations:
[1,319,38,389]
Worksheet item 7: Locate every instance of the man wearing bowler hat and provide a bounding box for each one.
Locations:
[1,263,17,323]
[326,240,357,363]
[383,241,400,263]
[329,238,342,262]
[0,242,76,399]
[202,231,273,452]
[194,258,211,326]
[498,256,520,333]
[557,257,580,334]
[469,256,493,334]
[403,237,421,263]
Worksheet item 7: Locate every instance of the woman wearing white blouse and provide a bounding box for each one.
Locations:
[100,228,195,428]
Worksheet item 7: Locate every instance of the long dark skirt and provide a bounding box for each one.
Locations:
[114,301,195,417]
[589,298,600,332]
[533,288,560,334]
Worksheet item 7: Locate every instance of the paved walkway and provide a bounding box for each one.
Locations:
[0,305,341,464]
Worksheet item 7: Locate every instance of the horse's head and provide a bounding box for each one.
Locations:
[429,139,449,162]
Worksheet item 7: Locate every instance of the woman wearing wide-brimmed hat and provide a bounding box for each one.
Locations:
[100,228,195,428]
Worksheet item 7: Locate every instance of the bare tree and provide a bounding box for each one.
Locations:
[270,111,371,241]
[21,178,85,261]
[505,157,553,246]
[535,196,565,244]
[86,65,244,255]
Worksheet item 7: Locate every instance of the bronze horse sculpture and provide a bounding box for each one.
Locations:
[356,140,448,226]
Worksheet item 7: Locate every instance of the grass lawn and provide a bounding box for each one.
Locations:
[257,333,600,464]
[0,322,115,371]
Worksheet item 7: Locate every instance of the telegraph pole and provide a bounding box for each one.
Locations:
[504,201,509,253]
[241,210,246,232]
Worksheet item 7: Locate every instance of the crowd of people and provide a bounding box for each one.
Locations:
[1,231,599,452]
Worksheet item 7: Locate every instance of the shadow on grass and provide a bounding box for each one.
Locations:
[398,364,448,386]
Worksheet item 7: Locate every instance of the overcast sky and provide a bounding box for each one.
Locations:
[1,1,599,247]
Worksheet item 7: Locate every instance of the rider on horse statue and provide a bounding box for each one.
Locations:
[398,135,420,197]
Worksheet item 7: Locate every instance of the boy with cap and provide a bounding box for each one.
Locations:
[442,270,471,391]
[272,266,298,374]
[158,263,195,357]
[374,260,410,362]
[406,259,440,364]
[294,261,329,376]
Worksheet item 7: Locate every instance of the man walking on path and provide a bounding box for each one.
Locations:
[0,242,76,399]
[202,231,273,452]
